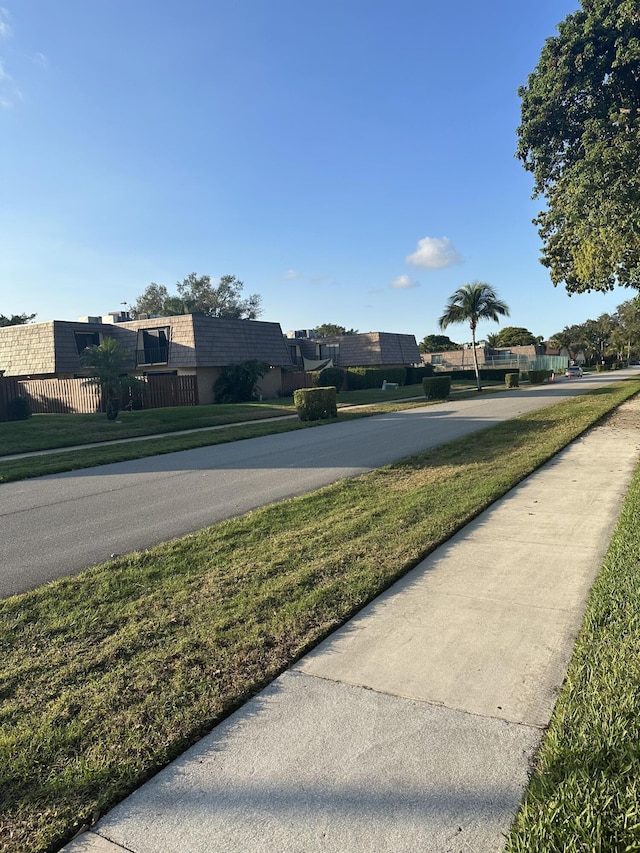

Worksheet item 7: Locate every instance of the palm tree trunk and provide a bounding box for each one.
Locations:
[470,325,481,391]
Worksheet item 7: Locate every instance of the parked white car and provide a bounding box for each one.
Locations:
[566,366,583,378]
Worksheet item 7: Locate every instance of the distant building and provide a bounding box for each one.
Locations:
[286,331,421,371]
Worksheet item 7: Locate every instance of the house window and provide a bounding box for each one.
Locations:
[74,331,100,355]
[288,344,302,366]
[137,328,169,365]
[431,354,443,365]
[318,343,339,363]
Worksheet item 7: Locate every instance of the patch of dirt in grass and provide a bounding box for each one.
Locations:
[599,393,640,430]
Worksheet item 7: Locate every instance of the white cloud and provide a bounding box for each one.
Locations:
[0,8,21,107]
[33,51,48,66]
[0,59,21,108]
[406,236,461,269]
[390,274,419,289]
[284,269,303,280]
[0,7,12,38]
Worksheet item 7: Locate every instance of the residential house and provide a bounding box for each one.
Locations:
[285,331,421,371]
[0,313,294,404]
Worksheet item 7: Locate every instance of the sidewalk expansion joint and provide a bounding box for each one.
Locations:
[295,670,547,731]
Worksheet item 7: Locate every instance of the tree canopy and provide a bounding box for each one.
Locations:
[548,295,640,360]
[418,334,461,353]
[517,0,640,294]
[490,326,540,347]
[132,274,262,320]
[313,324,359,337]
[550,312,623,361]
[439,282,510,390]
[0,313,36,327]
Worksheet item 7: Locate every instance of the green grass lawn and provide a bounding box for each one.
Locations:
[506,439,640,851]
[0,401,297,455]
[1,380,638,853]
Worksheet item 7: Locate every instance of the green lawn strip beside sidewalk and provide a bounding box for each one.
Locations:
[1,381,638,853]
[506,450,640,851]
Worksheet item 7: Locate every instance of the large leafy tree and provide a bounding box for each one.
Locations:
[418,334,461,353]
[548,327,584,359]
[549,314,619,363]
[132,274,262,319]
[314,324,359,337]
[491,326,540,347]
[517,0,640,294]
[0,312,36,326]
[439,282,510,391]
[616,295,640,356]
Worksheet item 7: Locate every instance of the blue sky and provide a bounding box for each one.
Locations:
[0,1,632,343]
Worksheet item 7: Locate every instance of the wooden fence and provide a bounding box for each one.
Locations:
[134,374,199,409]
[0,374,199,419]
[281,371,317,396]
[18,378,102,415]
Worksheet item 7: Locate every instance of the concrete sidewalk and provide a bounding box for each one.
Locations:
[64,398,640,853]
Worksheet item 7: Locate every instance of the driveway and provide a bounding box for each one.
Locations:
[1,372,635,598]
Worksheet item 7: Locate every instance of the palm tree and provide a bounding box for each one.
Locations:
[439,282,510,391]
[80,336,141,418]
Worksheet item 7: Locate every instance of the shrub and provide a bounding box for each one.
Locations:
[527,369,552,384]
[505,372,519,389]
[405,364,434,384]
[448,368,515,382]
[423,376,451,400]
[346,367,406,390]
[318,366,345,391]
[214,360,270,403]
[7,396,31,421]
[294,387,338,421]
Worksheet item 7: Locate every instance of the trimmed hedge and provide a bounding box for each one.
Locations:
[346,367,406,390]
[526,369,552,385]
[505,372,519,389]
[405,364,435,384]
[448,368,515,381]
[423,376,451,400]
[318,366,345,391]
[294,386,338,421]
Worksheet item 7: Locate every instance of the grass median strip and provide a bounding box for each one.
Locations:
[1,381,639,853]
[506,429,640,851]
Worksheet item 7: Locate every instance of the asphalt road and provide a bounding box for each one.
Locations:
[2,372,635,598]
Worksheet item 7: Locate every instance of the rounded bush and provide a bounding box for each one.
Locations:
[422,376,451,400]
[7,396,31,421]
